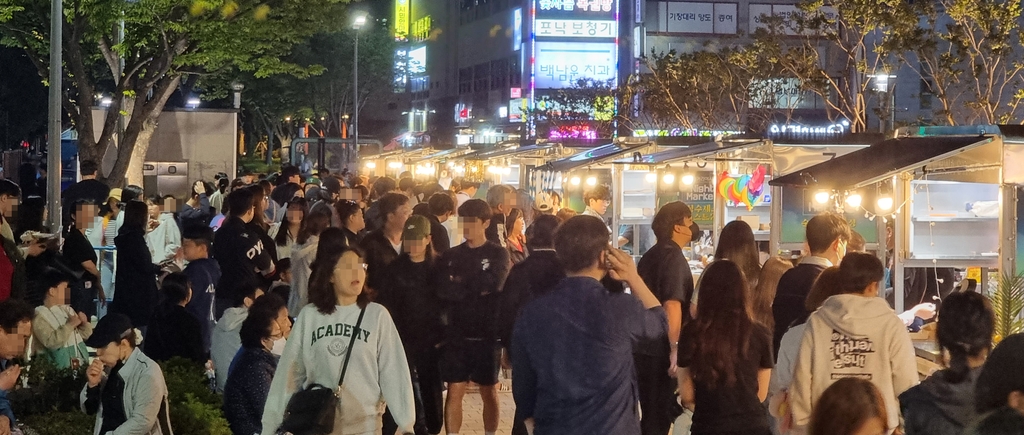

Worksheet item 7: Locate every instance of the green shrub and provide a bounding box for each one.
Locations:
[8,355,87,417]
[159,357,231,435]
[20,411,94,435]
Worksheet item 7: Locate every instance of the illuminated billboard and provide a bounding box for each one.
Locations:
[395,0,409,39]
[409,46,426,75]
[536,19,617,38]
[535,41,617,89]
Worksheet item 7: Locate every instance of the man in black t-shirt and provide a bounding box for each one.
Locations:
[484,184,516,248]
[212,189,275,318]
[635,201,695,435]
[61,160,109,225]
[436,199,511,435]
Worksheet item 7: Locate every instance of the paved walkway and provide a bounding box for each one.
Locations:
[444,388,517,435]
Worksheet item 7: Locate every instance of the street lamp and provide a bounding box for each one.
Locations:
[352,13,367,166]
[231,81,244,109]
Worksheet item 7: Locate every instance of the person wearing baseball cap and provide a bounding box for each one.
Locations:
[81,313,173,435]
[377,214,445,435]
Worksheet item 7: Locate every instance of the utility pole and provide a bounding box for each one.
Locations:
[46,0,63,232]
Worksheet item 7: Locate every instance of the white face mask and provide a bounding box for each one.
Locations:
[270,338,286,356]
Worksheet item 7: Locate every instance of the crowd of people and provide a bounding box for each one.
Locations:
[0,159,1022,435]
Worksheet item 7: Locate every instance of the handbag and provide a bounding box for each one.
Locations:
[278,306,367,435]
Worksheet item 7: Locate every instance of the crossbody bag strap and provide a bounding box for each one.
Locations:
[338,306,367,388]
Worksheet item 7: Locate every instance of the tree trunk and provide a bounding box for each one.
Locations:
[127,122,157,186]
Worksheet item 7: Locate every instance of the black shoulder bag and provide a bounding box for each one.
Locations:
[278,306,367,435]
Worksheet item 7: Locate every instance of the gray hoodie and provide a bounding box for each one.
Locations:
[212,307,248,393]
[790,294,919,432]
[900,367,983,435]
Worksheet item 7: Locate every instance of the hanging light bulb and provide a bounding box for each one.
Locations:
[503,166,512,175]
[388,161,403,169]
[645,172,657,183]
[663,173,676,185]
[570,176,581,186]
[877,196,894,211]
[365,161,377,169]
[586,176,597,186]
[845,193,862,208]
[682,174,695,185]
[814,191,830,204]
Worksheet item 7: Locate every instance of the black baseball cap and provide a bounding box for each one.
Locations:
[84,313,134,348]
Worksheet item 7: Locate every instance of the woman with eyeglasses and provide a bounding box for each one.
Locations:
[223,293,288,435]
[261,229,416,435]
[269,198,308,260]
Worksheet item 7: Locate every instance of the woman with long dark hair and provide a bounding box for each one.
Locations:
[286,210,332,314]
[899,291,995,435]
[109,201,161,334]
[506,208,527,265]
[262,231,416,435]
[691,220,761,317]
[62,199,105,316]
[377,215,444,435]
[247,185,279,288]
[269,198,307,260]
[677,260,773,435]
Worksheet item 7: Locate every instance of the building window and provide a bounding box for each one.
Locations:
[920,78,934,110]
[474,63,490,92]
[412,76,430,93]
[459,68,473,94]
[491,59,509,90]
[510,56,521,87]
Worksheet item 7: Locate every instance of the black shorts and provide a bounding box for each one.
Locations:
[440,339,501,386]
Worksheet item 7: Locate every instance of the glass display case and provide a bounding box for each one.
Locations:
[907,180,1000,263]
[615,167,657,255]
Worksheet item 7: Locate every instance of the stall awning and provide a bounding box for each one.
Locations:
[608,140,765,164]
[539,143,647,173]
[769,136,993,190]
[404,147,473,164]
[463,143,556,161]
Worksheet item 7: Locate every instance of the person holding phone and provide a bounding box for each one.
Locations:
[511,215,668,435]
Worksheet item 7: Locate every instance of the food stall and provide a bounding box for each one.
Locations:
[770,125,1024,316]
[399,147,477,181]
[531,139,658,213]
[456,141,576,189]
[358,147,416,178]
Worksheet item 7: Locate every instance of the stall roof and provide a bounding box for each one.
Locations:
[769,136,993,190]
[462,143,557,161]
[539,142,647,173]
[404,147,474,164]
[608,139,765,164]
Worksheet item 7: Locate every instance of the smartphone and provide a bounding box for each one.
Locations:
[603,247,615,270]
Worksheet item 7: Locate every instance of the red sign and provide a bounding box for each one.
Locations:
[510,87,522,98]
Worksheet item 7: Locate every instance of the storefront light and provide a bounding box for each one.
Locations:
[814,191,830,204]
[877,196,894,211]
[388,161,403,169]
[682,174,695,186]
[845,193,862,208]
[586,176,597,186]
[645,172,657,183]
[570,176,581,186]
[365,161,377,169]
[663,173,675,185]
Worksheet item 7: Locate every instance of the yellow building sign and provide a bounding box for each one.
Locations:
[395,0,410,39]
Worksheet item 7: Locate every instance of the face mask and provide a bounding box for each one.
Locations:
[270,338,286,356]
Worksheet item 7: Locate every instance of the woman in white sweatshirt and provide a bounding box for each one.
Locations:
[287,209,332,315]
[262,229,415,435]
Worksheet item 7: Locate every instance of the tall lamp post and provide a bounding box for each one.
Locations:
[352,13,367,169]
[46,0,63,232]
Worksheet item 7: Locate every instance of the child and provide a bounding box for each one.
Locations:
[268,258,292,308]
[182,224,221,358]
[144,273,205,364]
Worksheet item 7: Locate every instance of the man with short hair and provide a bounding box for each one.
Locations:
[635,201,695,435]
[213,189,275,318]
[61,160,110,225]
[789,252,918,433]
[512,215,667,435]
[582,184,612,219]
[437,199,511,435]
[484,184,516,248]
[771,212,851,354]
[310,175,344,227]
[456,179,480,210]
[420,192,455,253]
[0,298,33,434]
[360,192,413,293]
